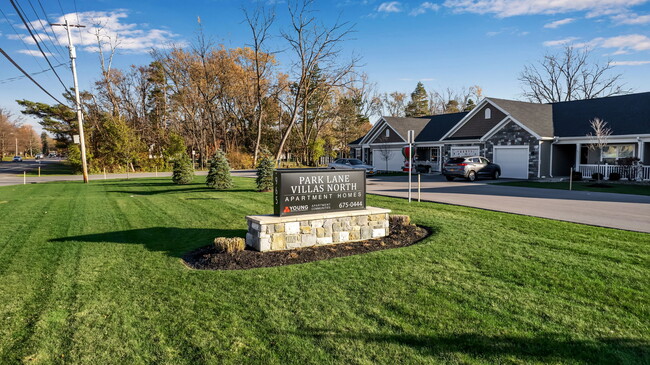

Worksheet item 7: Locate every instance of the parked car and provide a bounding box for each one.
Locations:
[442,156,501,182]
[328,158,375,175]
[12,156,23,162]
[35,153,44,159]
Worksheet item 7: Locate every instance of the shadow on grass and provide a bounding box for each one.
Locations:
[50,227,247,258]
[107,187,212,195]
[292,329,649,363]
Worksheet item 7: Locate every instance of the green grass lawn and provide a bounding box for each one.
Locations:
[0,177,648,364]
[496,181,650,196]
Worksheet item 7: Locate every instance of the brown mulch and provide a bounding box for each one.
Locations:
[182,222,430,270]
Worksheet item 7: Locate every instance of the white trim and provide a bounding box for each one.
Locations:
[491,145,531,149]
[442,139,482,144]
[368,122,406,144]
[537,140,542,178]
[361,118,387,145]
[555,134,650,144]
[440,98,492,140]
[481,116,542,141]
[368,142,407,146]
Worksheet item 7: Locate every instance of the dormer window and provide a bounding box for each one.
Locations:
[485,108,492,119]
[385,129,390,137]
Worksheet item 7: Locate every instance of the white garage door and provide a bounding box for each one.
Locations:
[493,146,529,179]
[373,148,403,171]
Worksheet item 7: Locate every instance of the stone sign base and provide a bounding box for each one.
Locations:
[245,207,391,252]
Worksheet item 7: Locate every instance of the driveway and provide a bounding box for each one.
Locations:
[366,174,650,233]
[2,162,648,233]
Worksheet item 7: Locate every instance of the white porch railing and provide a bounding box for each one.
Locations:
[578,164,650,181]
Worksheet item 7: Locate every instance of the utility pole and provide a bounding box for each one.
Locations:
[51,19,89,183]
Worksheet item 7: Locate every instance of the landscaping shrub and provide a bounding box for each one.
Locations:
[571,171,582,181]
[206,150,233,189]
[214,237,245,253]
[227,150,254,170]
[592,172,604,181]
[609,172,621,181]
[172,154,194,185]
[256,156,275,192]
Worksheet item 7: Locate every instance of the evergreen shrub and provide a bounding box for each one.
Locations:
[172,154,194,185]
[256,156,275,192]
[206,150,233,189]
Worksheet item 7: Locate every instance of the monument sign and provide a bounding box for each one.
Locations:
[273,169,366,216]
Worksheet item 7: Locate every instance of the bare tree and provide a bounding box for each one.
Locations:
[375,137,394,171]
[244,4,276,166]
[429,86,482,115]
[587,117,612,183]
[380,91,407,117]
[519,45,631,103]
[273,0,357,165]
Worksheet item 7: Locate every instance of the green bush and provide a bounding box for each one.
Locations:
[172,154,194,185]
[256,156,275,192]
[206,150,233,189]
[609,172,621,181]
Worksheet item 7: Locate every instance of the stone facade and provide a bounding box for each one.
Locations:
[485,120,539,178]
[245,207,391,252]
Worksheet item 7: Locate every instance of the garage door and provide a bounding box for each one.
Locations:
[373,148,403,171]
[493,146,529,179]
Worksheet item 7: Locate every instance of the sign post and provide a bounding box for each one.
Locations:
[407,130,414,203]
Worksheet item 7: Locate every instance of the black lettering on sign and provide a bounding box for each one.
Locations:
[273,169,366,216]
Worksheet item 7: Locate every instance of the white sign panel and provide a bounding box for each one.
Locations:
[73,134,80,144]
[450,147,479,157]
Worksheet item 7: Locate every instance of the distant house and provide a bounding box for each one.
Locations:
[350,92,650,179]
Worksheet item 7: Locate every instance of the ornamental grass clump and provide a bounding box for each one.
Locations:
[256,156,275,192]
[206,150,233,189]
[171,154,194,185]
[214,237,245,253]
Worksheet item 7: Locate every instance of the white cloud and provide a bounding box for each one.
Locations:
[611,60,650,66]
[420,78,436,81]
[542,37,579,47]
[595,34,650,54]
[611,12,650,24]
[12,10,184,54]
[544,17,575,28]
[17,49,53,58]
[377,1,402,13]
[443,0,649,18]
[410,2,441,16]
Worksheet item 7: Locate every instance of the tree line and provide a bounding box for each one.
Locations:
[9,0,627,172]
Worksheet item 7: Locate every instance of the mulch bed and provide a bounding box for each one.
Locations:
[182,222,430,270]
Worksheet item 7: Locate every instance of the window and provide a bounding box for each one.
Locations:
[485,108,491,119]
[385,129,390,138]
[601,144,635,164]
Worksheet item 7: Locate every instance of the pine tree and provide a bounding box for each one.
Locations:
[172,154,194,185]
[256,156,275,192]
[206,150,233,189]
[404,82,429,117]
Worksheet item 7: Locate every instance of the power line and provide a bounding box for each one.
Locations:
[0,7,46,70]
[9,0,70,93]
[27,0,67,60]
[0,48,66,105]
[0,62,67,84]
[13,0,64,65]
[72,0,85,45]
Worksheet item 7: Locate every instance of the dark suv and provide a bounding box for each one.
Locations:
[442,156,501,182]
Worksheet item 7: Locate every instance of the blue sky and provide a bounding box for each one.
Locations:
[1,0,649,130]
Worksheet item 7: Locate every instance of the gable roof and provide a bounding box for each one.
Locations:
[415,112,469,142]
[488,98,554,137]
[349,136,363,146]
[551,92,650,137]
[382,116,431,141]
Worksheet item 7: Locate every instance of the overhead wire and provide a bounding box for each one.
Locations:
[0,7,46,70]
[9,0,71,93]
[0,48,66,105]
[27,0,67,60]
[0,62,67,84]
[13,0,64,64]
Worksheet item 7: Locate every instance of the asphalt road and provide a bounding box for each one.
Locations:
[1,161,648,233]
[366,174,650,233]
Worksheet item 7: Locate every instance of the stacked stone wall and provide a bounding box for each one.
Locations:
[246,211,390,252]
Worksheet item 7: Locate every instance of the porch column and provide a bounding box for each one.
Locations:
[639,140,643,162]
[575,143,581,170]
